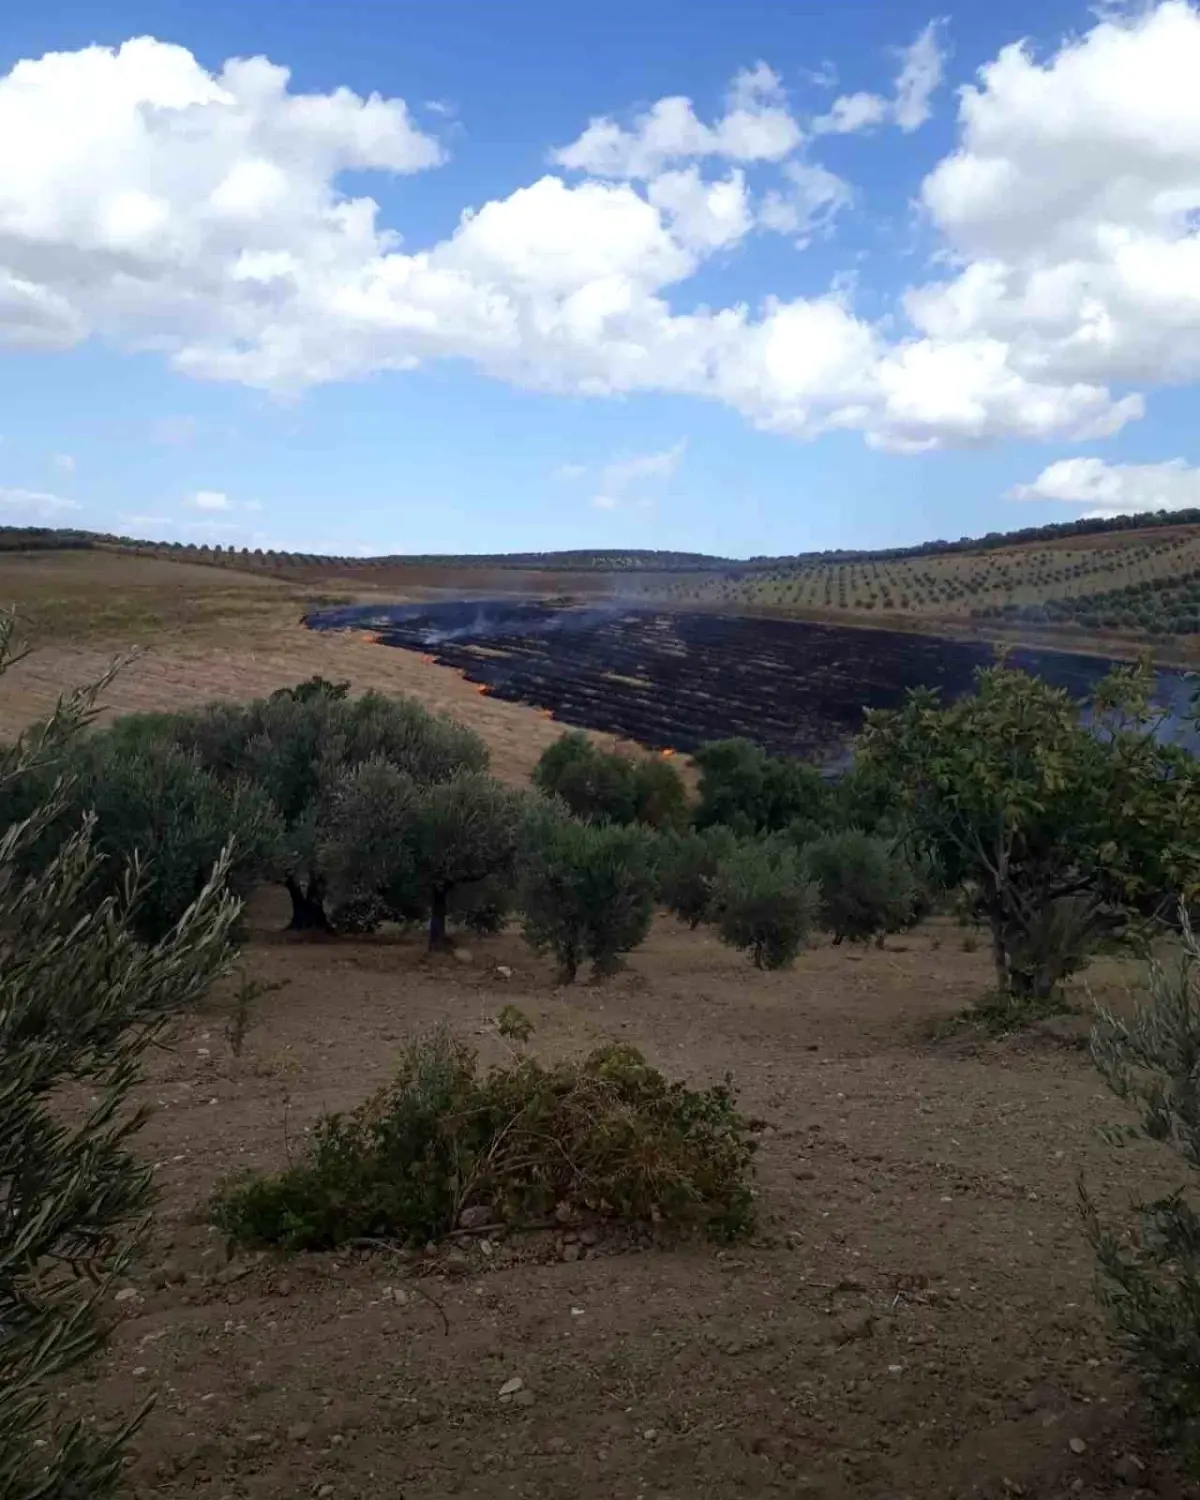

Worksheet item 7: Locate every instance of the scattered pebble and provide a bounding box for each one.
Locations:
[115,1287,140,1304]
[1069,1437,1088,1455]
[498,1377,524,1398]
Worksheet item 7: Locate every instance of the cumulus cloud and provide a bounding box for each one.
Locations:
[758,161,853,245]
[813,20,947,135]
[51,453,75,474]
[1011,456,1200,516]
[0,486,79,517]
[184,489,233,512]
[591,441,684,510]
[0,20,1195,454]
[913,1,1200,391]
[551,63,801,179]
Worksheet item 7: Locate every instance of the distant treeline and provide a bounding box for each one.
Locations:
[3,505,1199,572]
[735,507,1200,572]
[0,527,97,552]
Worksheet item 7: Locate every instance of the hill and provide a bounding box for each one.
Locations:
[6,506,1200,659]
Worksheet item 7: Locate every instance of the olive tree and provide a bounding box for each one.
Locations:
[1081,910,1200,1476]
[802,829,916,945]
[320,761,527,948]
[859,661,1200,1004]
[693,738,827,836]
[518,810,658,982]
[711,838,817,970]
[532,732,687,830]
[169,686,490,931]
[0,619,238,1500]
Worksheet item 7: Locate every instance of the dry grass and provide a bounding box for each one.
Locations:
[0,550,643,785]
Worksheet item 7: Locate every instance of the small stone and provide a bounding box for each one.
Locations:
[495,965,513,979]
[579,1229,598,1247]
[498,1377,524,1398]
[443,1249,470,1276]
[1112,1454,1145,1485]
[561,1243,582,1262]
[115,1287,140,1305]
[1068,1437,1088,1455]
[453,947,473,964]
[287,1423,312,1443]
[458,1205,493,1231]
[643,1428,658,1441]
[317,1487,335,1499]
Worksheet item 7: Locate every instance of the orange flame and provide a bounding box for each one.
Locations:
[660,748,676,759]
[538,708,555,719]
[421,654,435,664]
[476,684,490,694]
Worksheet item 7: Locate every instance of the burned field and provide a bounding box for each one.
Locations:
[306,599,1187,760]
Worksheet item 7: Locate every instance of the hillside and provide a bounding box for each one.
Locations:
[6,507,1200,659]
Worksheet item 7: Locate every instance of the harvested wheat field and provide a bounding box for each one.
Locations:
[0,551,629,784]
[59,899,1191,1500]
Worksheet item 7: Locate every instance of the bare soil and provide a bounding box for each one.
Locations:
[68,902,1192,1500]
[6,549,1195,1495]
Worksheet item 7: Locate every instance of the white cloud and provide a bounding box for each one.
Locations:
[0,486,79,517]
[51,452,75,474]
[813,19,946,135]
[551,63,802,179]
[812,92,889,135]
[758,161,853,245]
[913,1,1200,393]
[892,19,948,131]
[0,22,1192,454]
[591,441,684,509]
[1011,456,1200,516]
[184,489,233,512]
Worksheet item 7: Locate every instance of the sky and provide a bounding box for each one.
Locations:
[1,0,1200,558]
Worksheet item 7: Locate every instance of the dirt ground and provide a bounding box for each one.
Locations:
[6,549,1195,1496]
[62,900,1193,1500]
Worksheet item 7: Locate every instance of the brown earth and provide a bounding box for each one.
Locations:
[6,547,1196,1496]
[67,901,1192,1500]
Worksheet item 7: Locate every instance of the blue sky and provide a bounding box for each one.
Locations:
[1,0,1199,557]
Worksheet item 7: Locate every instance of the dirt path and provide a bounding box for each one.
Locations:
[69,907,1190,1499]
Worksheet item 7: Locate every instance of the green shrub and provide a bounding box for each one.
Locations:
[802,829,915,944]
[1081,913,1200,1476]
[212,1029,757,1249]
[532,732,687,830]
[659,825,740,928]
[693,739,827,836]
[712,839,817,969]
[519,812,657,982]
